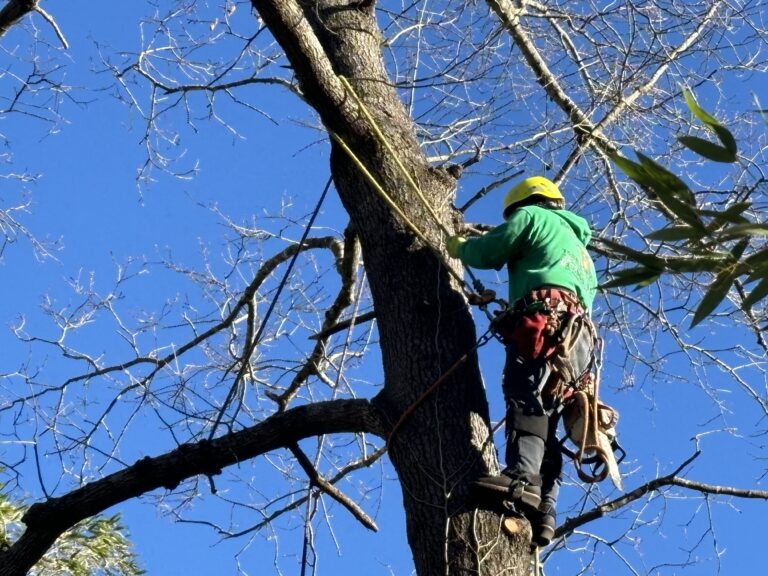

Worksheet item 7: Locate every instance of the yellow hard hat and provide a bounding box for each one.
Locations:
[502,176,564,217]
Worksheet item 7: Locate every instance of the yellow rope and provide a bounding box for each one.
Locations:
[337,75,452,238]
[330,132,432,246]
[330,130,470,291]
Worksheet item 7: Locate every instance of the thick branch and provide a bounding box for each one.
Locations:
[0,399,383,576]
[487,0,617,161]
[0,0,36,38]
[492,1,721,181]
[309,310,376,340]
[592,3,721,133]
[277,229,361,409]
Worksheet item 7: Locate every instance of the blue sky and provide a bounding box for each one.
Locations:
[2,3,768,576]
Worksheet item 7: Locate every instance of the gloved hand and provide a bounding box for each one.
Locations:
[446,235,466,258]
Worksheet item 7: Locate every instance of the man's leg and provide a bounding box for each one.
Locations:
[531,321,594,545]
[473,344,549,510]
[531,416,563,546]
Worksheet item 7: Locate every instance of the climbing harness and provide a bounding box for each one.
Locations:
[493,288,625,489]
[533,548,542,576]
[334,75,514,450]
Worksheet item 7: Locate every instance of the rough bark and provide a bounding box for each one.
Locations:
[0,399,382,576]
[251,1,533,574]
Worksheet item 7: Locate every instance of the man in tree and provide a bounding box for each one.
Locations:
[446,176,598,546]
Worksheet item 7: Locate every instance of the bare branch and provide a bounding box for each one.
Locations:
[557,451,768,539]
[290,443,378,532]
[309,310,376,341]
[487,0,618,169]
[0,399,384,576]
[276,230,361,409]
[33,6,67,49]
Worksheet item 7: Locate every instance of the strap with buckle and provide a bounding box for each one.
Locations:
[513,287,584,315]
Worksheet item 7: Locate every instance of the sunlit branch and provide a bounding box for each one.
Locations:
[557,450,768,540]
[2,237,342,414]
[276,230,361,410]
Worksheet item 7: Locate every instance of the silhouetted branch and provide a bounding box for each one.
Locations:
[0,399,384,576]
[557,451,768,539]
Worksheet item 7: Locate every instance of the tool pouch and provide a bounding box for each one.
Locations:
[560,391,623,489]
[562,396,619,445]
[510,311,553,359]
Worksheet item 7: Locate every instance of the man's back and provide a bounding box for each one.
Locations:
[456,205,597,309]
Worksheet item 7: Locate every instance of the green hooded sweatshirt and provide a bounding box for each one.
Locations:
[457,205,597,310]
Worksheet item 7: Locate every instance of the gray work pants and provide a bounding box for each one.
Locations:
[502,319,594,514]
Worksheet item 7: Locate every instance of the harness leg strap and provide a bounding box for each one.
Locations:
[507,407,549,441]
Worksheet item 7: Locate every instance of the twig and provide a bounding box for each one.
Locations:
[458,170,524,213]
[223,445,387,539]
[309,310,376,340]
[289,443,379,532]
[556,450,768,539]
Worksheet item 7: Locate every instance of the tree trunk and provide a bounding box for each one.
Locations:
[250,1,534,573]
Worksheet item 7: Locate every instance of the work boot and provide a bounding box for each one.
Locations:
[530,506,556,547]
[471,470,542,510]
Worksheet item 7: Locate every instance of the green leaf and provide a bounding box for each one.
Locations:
[682,89,738,158]
[619,153,702,227]
[746,247,768,268]
[665,255,730,273]
[731,238,750,261]
[717,223,768,240]
[742,277,768,310]
[653,188,705,229]
[702,202,752,229]
[691,266,738,327]
[646,225,706,242]
[596,237,666,269]
[601,266,661,290]
[636,152,694,201]
[712,124,738,156]
[634,272,662,289]
[683,89,721,126]
[610,152,704,230]
[745,261,768,283]
[678,136,737,162]
[609,153,656,188]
